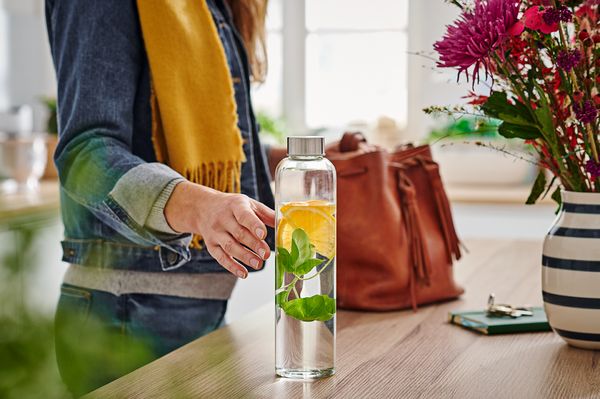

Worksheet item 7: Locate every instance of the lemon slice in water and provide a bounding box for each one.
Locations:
[277,200,336,258]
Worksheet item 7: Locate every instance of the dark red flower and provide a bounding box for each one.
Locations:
[585,161,600,178]
[542,6,572,24]
[556,49,582,71]
[566,126,578,151]
[522,6,559,34]
[574,100,598,124]
[576,2,599,24]
[463,91,489,105]
[579,29,590,41]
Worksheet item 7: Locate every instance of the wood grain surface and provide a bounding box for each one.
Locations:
[0,180,59,224]
[88,240,600,399]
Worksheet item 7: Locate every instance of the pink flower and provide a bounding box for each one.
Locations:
[522,6,559,34]
[434,0,521,82]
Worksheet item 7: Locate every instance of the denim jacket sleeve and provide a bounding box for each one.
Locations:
[46,0,192,268]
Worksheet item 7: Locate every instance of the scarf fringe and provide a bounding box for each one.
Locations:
[184,161,242,249]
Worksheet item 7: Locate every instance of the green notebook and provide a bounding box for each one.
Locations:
[448,307,551,335]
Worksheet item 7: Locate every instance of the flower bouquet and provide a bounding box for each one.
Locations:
[431,0,600,350]
[429,0,599,205]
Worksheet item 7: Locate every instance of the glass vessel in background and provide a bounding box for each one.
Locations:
[274,136,336,379]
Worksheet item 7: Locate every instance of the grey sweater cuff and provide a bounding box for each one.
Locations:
[145,177,186,234]
[108,163,186,236]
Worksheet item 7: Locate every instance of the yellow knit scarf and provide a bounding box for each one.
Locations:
[137,1,245,247]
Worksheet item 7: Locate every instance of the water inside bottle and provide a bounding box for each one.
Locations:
[275,200,336,379]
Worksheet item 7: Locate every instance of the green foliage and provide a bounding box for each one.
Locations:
[281,295,336,322]
[294,259,324,276]
[526,170,547,205]
[1,223,153,397]
[275,251,286,290]
[256,111,285,144]
[275,291,288,306]
[276,228,335,322]
[0,226,69,399]
[41,97,58,135]
[530,80,559,149]
[481,92,542,140]
[497,122,541,140]
[0,316,67,399]
[277,229,322,276]
[427,117,501,142]
[551,186,562,214]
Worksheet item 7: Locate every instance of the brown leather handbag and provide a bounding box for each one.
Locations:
[327,132,464,311]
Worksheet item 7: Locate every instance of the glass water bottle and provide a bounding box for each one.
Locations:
[274,136,336,379]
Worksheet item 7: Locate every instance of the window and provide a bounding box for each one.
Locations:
[252,0,409,134]
[0,10,9,109]
[251,0,283,117]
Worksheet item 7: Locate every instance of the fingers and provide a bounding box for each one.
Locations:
[201,194,275,278]
[250,200,275,228]
[223,218,270,260]
[233,202,270,240]
[206,245,248,279]
[218,232,265,270]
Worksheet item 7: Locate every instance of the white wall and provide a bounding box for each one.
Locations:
[406,0,487,141]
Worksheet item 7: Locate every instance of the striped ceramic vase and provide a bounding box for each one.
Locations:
[543,191,600,350]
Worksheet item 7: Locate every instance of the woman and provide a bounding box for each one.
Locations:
[46,0,276,395]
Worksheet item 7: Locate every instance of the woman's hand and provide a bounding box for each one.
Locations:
[164,181,275,278]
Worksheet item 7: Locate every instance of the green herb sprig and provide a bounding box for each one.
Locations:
[275,228,335,322]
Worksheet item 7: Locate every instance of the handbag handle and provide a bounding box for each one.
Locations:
[339,132,367,153]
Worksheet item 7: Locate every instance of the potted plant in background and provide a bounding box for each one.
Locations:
[41,97,58,179]
[431,0,599,349]
[256,111,286,145]
[427,116,538,186]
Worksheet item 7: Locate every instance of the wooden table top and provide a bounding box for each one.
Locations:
[89,240,600,399]
[0,180,60,225]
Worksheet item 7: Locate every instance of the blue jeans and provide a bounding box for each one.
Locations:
[54,284,227,397]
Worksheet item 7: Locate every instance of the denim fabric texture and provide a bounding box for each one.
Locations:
[55,283,227,396]
[45,0,274,273]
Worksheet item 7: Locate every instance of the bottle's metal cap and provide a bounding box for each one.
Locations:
[287,136,325,156]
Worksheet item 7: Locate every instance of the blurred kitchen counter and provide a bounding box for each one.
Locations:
[447,184,553,205]
[0,180,60,225]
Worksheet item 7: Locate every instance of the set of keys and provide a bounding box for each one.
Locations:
[486,294,533,318]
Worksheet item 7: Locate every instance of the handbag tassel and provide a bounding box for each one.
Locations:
[398,172,432,311]
[423,163,462,263]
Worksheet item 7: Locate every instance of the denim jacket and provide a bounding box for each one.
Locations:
[45,0,274,273]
